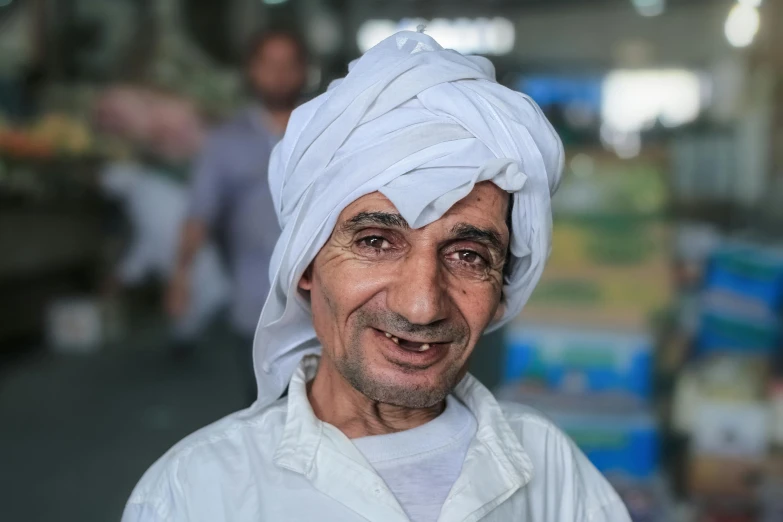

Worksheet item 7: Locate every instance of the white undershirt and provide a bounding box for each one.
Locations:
[352,396,478,522]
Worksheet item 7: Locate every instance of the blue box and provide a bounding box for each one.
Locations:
[696,243,783,355]
[557,411,659,481]
[494,387,659,481]
[704,244,783,311]
[697,309,779,355]
[503,325,653,400]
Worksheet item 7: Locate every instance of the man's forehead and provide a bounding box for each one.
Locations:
[340,191,398,215]
[337,182,509,228]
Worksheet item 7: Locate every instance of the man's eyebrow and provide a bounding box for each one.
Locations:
[450,223,506,252]
[341,211,410,231]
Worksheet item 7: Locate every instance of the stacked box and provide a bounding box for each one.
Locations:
[503,324,653,400]
[697,243,783,355]
[500,151,667,515]
[525,217,672,331]
[496,385,659,481]
[501,323,658,481]
[558,412,658,481]
[523,150,672,330]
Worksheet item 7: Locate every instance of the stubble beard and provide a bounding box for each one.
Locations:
[332,312,468,409]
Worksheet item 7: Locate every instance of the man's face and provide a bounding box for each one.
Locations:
[248,37,306,110]
[299,182,510,408]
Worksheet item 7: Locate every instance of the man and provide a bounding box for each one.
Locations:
[166,31,306,389]
[125,31,631,521]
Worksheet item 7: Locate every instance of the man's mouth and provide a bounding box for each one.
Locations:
[370,327,453,368]
[378,330,441,352]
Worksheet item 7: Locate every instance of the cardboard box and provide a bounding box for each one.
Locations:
[529,149,672,331]
[503,324,653,400]
[697,243,783,355]
[495,386,659,480]
[704,244,783,311]
[692,401,769,458]
[525,218,672,330]
[687,455,764,499]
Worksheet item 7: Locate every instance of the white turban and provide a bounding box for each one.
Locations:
[251,31,564,408]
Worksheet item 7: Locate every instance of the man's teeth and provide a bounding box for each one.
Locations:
[383,331,432,351]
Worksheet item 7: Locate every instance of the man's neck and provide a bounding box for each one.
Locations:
[307,357,445,439]
[264,108,293,136]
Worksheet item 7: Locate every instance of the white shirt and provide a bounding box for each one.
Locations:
[353,396,477,522]
[123,357,631,522]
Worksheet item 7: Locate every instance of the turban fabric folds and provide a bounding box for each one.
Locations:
[252,31,564,407]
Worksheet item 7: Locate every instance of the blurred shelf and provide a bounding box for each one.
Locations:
[0,157,107,345]
[0,208,103,279]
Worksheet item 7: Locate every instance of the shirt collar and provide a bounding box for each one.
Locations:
[272,355,322,477]
[453,368,535,483]
[273,355,534,485]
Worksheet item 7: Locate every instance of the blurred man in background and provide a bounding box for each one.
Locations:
[166,30,307,400]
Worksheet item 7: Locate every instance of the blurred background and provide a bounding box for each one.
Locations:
[1,0,782,520]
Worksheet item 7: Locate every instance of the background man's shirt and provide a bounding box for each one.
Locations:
[188,108,280,335]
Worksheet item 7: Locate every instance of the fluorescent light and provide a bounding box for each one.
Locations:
[602,69,702,134]
[600,125,642,159]
[631,0,665,17]
[356,17,515,55]
[357,20,397,53]
[615,133,642,159]
[725,4,760,48]
[263,0,289,5]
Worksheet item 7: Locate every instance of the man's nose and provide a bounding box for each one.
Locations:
[386,253,449,326]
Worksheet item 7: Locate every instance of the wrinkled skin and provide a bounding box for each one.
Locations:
[301,182,510,436]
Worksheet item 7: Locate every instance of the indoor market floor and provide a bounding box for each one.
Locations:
[0,324,247,522]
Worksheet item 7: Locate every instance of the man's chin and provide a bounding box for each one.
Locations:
[336,330,467,408]
[357,380,449,409]
[341,362,458,409]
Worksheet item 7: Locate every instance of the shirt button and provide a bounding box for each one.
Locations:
[262,362,271,373]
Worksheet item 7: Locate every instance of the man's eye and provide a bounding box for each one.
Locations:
[447,250,487,266]
[359,236,390,250]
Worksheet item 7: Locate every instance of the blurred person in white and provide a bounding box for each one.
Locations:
[95,88,228,347]
[166,30,307,396]
[124,31,631,522]
[101,163,229,343]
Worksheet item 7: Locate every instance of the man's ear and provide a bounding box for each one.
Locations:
[298,264,314,292]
